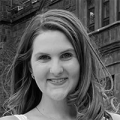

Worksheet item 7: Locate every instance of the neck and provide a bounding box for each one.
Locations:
[37,94,77,120]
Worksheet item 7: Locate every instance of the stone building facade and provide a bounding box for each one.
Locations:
[0,0,120,116]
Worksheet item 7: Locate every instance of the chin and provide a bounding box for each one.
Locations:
[49,91,68,101]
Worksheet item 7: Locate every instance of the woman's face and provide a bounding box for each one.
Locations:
[31,30,80,101]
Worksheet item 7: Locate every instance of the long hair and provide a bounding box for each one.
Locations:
[4,9,113,120]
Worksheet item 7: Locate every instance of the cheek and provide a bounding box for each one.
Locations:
[32,64,49,92]
[65,59,80,85]
[66,59,80,77]
[32,63,49,82]
[71,66,80,88]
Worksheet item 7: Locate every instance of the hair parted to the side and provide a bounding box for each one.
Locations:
[4,9,113,120]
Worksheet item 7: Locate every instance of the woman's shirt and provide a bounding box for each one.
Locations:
[14,115,28,120]
[1,112,120,120]
[13,113,120,120]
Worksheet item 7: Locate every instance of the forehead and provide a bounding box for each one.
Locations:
[32,30,74,54]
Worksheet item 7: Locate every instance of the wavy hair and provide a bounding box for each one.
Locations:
[4,9,113,120]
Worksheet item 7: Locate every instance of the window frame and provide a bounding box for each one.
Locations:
[117,0,120,20]
[102,0,110,27]
[87,0,95,32]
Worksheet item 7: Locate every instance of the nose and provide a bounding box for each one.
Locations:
[50,59,63,76]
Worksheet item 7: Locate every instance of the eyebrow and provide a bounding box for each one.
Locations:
[60,48,75,54]
[34,48,75,57]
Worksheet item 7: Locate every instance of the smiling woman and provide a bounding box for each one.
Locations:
[30,30,80,101]
[0,9,120,120]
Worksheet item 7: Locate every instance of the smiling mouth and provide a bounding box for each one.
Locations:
[47,78,68,85]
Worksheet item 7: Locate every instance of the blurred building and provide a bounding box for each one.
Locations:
[0,0,120,116]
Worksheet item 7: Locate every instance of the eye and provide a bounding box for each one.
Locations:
[61,53,73,60]
[38,55,51,62]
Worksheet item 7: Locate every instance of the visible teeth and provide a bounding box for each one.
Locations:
[51,78,66,83]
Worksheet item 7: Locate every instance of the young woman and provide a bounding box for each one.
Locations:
[0,9,120,120]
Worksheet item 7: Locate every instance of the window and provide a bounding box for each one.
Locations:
[87,0,95,32]
[102,0,109,26]
[117,0,120,20]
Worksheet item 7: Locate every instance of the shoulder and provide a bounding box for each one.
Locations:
[0,115,18,120]
[109,112,120,120]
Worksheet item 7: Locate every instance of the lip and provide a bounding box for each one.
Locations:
[47,77,68,86]
[48,77,68,80]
